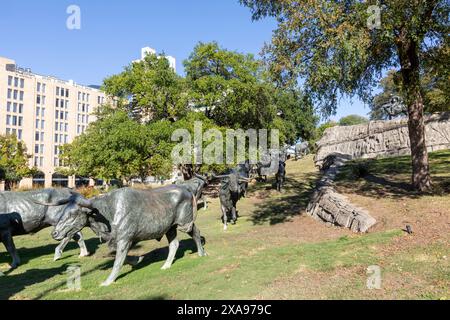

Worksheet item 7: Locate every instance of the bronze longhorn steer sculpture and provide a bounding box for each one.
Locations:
[0,189,90,270]
[213,172,250,231]
[47,186,207,286]
[176,173,209,210]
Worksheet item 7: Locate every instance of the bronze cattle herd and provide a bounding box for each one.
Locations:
[0,148,304,285]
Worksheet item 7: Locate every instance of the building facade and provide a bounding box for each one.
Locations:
[0,56,107,188]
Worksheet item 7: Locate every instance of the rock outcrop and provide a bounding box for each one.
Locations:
[306,155,376,233]
[307,112,450,233]
[315,112,450,168]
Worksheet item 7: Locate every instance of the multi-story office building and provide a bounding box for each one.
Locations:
[0,56,107,188]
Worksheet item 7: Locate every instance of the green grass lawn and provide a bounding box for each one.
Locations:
[0,153,449,300]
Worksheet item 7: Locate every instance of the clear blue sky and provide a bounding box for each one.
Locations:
[0,0,371,121]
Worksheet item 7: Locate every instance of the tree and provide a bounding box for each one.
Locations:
[339,115,369,127]
[60,109,159,183]
[0,134,35,189]
[241,0,449,191]
[184,41,318,143]
[103,53,188,123]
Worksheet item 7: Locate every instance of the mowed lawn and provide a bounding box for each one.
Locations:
[0,152,449,300]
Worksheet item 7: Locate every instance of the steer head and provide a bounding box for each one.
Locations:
[213,173,250,194]
[34,192,94,241]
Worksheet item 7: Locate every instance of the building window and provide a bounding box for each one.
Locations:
[19,91,24,101]
[36,107,41,117]
[20,79,24,88]
[7,102,11,112]
[12,103,17,113]
[14,77,19,87]
[18,104,23,114]
[41,120,45,130]
[7,89,12,99]
[37,82,41,92]
[37,95,41,104]
[8,76,12,86]
[18,117,22,126]
[42,84,46,93]
[56,87,60,96]
[36,119,40,129]
[17,129,22,140]
[6,115,11,125]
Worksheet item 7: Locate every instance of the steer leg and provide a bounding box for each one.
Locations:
[221,205,228,231]
[1,230,20,269]
[54,236,70,261]
[73,232,90,258]
[231,206,237,225]
[101,239,132,287]
[188,224,207,257]
[202,196,208,211]
[161,227,179,270]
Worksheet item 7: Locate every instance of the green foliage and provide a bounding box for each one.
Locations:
[339,115,369,126]
[60,110,159,182]
[184,42,318,142]
[241,0,449,190]
[103,53,188,122]
[241,0,449,116]
[0,135,35,182]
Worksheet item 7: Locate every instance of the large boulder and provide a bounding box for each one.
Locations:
[315,112,450,168]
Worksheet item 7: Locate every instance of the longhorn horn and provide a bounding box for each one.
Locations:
[75,197,94,209]
[32,197,72,207]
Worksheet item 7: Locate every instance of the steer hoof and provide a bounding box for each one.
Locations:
[0,271,4,277]
[100,280,113,287]
[54,252,62,261]
[79,252,90,258]
[161,264,172,270]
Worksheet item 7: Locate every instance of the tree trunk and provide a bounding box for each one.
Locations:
[397,38,432,191]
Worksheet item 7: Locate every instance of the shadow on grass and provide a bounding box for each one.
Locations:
[0,264,70,300]
[0,237,102,267]
[335,150,450,200]
[251,172,320,225]
[118,238,199,280]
